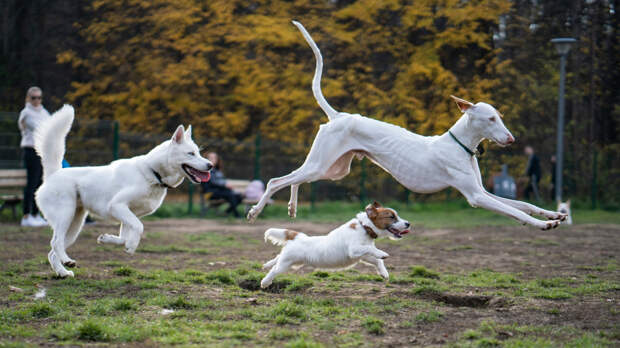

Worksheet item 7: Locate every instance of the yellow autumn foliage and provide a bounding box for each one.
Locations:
[61,0,512,144]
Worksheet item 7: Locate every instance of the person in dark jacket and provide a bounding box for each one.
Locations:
[524,146,541,201]
[201,152,242,217]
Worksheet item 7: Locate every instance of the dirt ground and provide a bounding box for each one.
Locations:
[1,218,619,346]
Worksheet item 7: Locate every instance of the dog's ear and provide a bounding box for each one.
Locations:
[365,203,378,219]
[172,125,185,144]
[566,199,571,206]
[450,95,474,112]
[372,201,382,208]
[184,125,192,139]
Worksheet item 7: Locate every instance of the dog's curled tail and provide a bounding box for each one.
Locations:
[265,228,302,246]
[34,104,75,181]
[292,20,340,121]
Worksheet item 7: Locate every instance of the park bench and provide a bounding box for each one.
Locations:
[0,169,27,219]
[200,179,253,216]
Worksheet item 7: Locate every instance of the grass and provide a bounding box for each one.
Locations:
[0,203,618,346]
[151,199,620,227]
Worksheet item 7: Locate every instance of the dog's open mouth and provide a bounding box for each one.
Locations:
[387,226,409,239]
[182,164,211,183]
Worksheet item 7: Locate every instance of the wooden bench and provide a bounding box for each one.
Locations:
[200,179,261,216]
[0,169,27,219]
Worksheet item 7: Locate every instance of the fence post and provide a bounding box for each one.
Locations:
[113,121,119,160]
[360,158,367,204]
[254,132,261,180]
[591,150,597,209]
[188,183,194,215]
[311,181,317,213]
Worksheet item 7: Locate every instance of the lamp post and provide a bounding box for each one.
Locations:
[550,38,576,202]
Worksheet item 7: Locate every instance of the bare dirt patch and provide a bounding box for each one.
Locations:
[1,218,618,346]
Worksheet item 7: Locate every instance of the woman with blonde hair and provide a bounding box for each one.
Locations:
[17,86,51,227]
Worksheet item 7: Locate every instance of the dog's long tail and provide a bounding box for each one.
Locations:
[292,20,340,121]
[34,104,75,181]
[265,228,303,246]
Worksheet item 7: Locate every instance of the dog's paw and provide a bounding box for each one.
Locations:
[247,207,259,222]
[63,260,76,268]
[376,251,389,259]
[57,270,74,278]
[288,202,297,218]
[260,279,271,289]
[96,234,108,244]
[541,220,560,231]
[124,247,136,255]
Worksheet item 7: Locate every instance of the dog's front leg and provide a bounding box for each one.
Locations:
[456,182,560,230]
[98,205,144,254]
[349,245,389,260]
[361,255,389,279]
[471,158,566,221]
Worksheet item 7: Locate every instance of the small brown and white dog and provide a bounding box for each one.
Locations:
[260,202,410,288]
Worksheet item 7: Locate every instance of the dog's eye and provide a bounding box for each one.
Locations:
[489,117,496,122]
[187,152,195,156]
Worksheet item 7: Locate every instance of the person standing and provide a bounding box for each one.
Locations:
[17,86,50,227]
[523,145,541,201]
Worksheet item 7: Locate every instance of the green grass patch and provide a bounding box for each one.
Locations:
[362,316,385,335]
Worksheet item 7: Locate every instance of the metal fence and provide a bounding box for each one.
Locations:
[1,112,617,208]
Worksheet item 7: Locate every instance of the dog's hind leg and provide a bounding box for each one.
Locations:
[248,127,359,222]
[288,185,299,218]
[61,207,88,268]
[48,213,76,278]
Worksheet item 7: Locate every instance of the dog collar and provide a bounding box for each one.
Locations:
[152,170,171,188]
[357,219,378,239]
[448,131,484,157]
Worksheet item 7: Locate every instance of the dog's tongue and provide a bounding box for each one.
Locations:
[189,167,211,182]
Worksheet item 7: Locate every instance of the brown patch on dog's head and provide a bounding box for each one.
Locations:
[349,222,357,229]
[365,201,398,230]
[284,230,299,241]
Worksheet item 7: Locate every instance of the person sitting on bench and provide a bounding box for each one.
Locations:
[201,152,242,217]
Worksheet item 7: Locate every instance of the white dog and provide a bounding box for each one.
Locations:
[34,105,213,277]
[261,202,410,288]
[247,21,566,230]
[557,200,572,225]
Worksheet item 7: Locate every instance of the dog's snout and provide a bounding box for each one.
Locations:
[506,134,515,144]
[206,163,213,171]
[404,222,410,228]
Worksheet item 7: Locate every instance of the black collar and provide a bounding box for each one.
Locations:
[152,170,171,188]
[448,131,484,157]
[357,219,378,239]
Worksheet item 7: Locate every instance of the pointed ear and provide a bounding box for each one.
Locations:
[172,125,185,144]
[450,95,474,112]
[566,199,571,206]
[372,201,382,208]
[184,125,192,139]
[365,203,378,219]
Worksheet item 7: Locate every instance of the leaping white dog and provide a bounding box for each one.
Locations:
[34,105,212,277]
[247,21,566,229]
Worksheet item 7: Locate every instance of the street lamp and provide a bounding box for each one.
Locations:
[550,37,576,202]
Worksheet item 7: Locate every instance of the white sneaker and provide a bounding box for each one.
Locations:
[20,215,37,227]
[33,215,49,227]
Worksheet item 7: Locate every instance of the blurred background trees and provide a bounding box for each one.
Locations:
[0,0,617,205]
